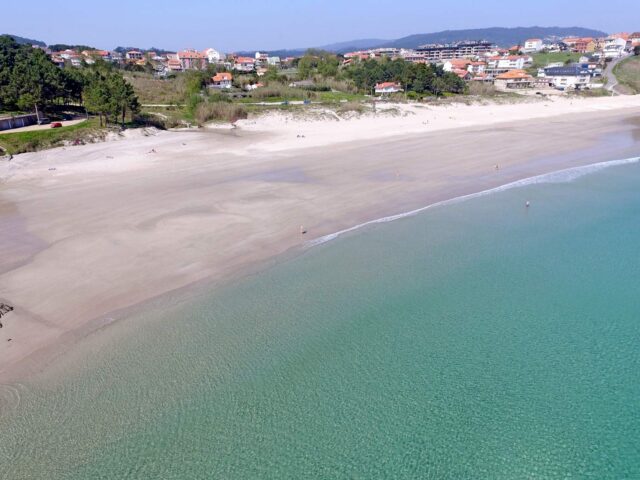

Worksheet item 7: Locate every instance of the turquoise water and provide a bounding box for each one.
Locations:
[1,159,640,479]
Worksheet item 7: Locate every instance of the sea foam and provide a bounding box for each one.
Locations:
[307,156,640,247]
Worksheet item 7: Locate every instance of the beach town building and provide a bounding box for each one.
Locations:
[374,81,403,94]
[126,50,144,60]
[255,51,269,66]
[245,82,264,91]
[415,40,494,61]
[166,59,183,72]
[267,56,281,67]
[177,50,207,70]
[485,55,530,76]
[210,72,233,89]
[234,56,256,72]
[442,59,471,72]
[523,38,544,52]
[562,37,596,53]
[493,70,533,91]
[541,66,592,90]
[203,48,222,64]
[603,36,627,58]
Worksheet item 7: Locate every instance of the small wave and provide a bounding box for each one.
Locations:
[0,383,25,415]
[307,156,640,247]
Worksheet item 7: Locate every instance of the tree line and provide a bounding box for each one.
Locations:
[345,58,467,96]
[290,50,467,96]
[0,35,139,125]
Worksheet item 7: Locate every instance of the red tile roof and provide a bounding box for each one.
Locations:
[495,69,532,80]
[213,72,232,82]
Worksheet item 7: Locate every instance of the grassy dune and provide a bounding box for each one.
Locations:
[613,56,640,94]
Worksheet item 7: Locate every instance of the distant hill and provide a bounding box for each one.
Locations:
[114,46,175,55]
[377,26,608,50]
[3,34,46,47]
[319,38,389,52]
[242,26,608,56]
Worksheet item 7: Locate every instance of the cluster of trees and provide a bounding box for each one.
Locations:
[0,35,81,110]
[345,58,467,96]
[0,35,139,125]
[295,50,341,79]
[282,49,466,97]
[83,70,139,126]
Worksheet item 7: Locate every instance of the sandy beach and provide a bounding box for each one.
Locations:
[1,95,639,383]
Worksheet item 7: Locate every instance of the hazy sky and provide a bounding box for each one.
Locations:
[3,0,638,51]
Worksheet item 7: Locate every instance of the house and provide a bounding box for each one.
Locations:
[443,59,470,72]
[523,38,543,53]
[56,49,76,60]
[267,56,281,67]
[177,50,207,70]
[468,61,487,74]
[493,70,533,91]
[453,69,473,81]
[166,59,184,72]
[603,36,627,58]
[562,37,595,53]
[211,72,233,89]
[50,55,65,68]
[203,48,222,64]
[245,82,264,91]
[255,51,269,66]
[126,50,143,60]
[486,55,527,75]
[374,82,403,94]
[234,56,256,72]
[542,66,591,90]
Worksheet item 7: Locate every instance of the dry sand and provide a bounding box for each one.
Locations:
[1,95,639,382]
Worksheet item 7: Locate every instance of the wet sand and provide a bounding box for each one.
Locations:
[0,98,639,382]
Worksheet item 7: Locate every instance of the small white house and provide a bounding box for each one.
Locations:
[374,82,403,94]
[523,38,543,53]
[234,57,256,72]
[211,72,233,89]
[203,48,222,64]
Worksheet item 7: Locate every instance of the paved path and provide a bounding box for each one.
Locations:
[603,54,629,94]
[0,118,87,135]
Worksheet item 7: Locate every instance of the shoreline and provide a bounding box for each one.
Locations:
[4,152,640,389]
[1,96,639,385]
[306,154,640,247]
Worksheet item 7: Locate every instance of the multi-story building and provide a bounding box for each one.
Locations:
[541,66,591,89]
[177,50,207,70]
[234,56,256,72]
[126,50,144,61]
[203,48,222,64]
[415,41,494,61]
[485,55,531,76]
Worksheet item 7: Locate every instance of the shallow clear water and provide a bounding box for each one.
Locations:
[1,160,640,479]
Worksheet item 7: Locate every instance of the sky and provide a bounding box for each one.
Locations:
[2,0,638,52]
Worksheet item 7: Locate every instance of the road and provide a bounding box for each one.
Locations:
[0,118,87,135]
[602,54,629,94]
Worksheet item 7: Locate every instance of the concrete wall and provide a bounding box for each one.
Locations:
[0,114,38,131]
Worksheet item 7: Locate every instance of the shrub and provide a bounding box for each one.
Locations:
[195,102,248,124]
[249,85,316,100]
[336,101,365,114]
